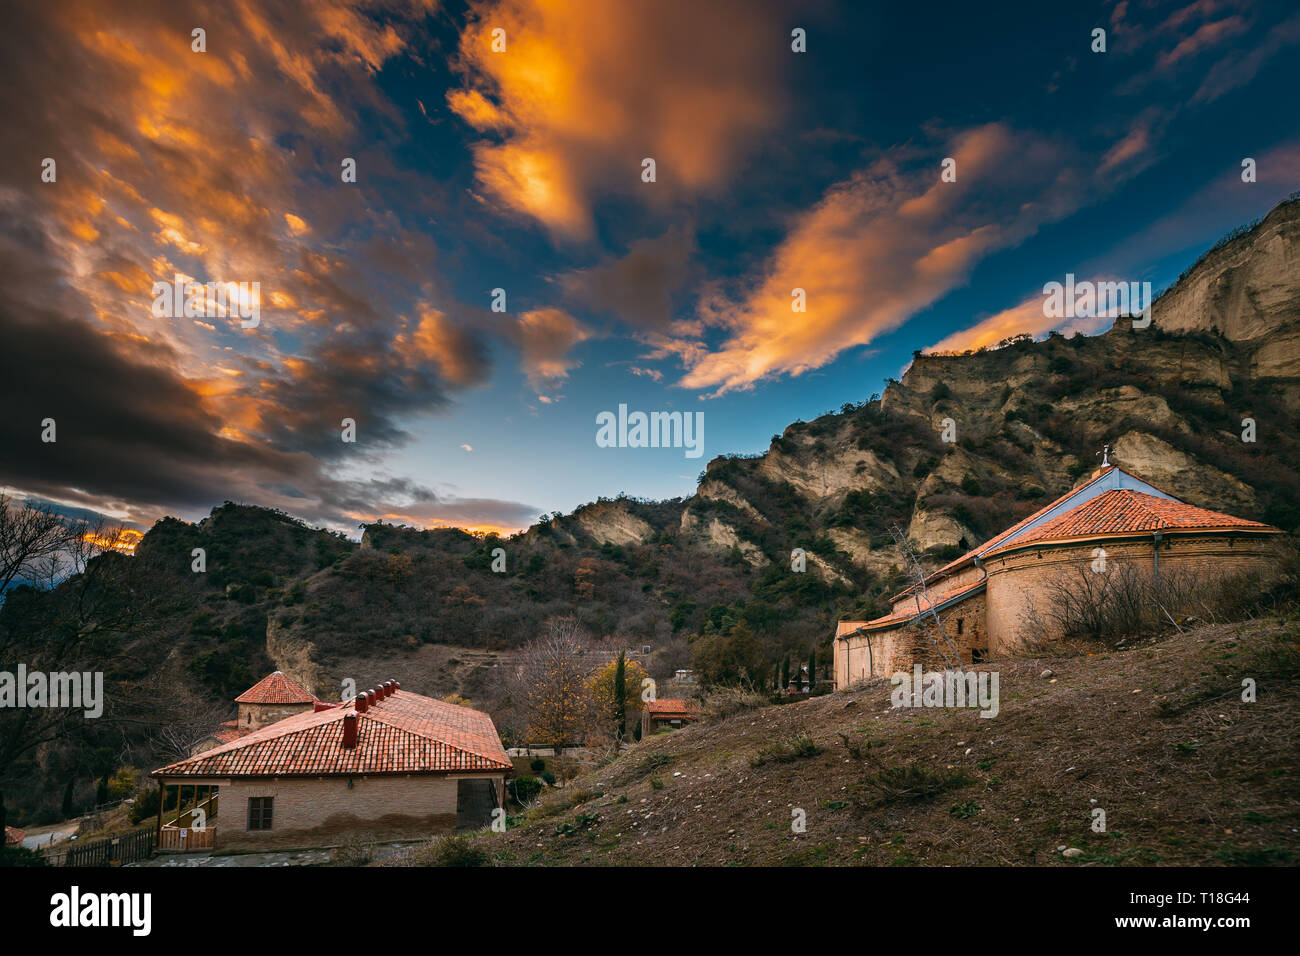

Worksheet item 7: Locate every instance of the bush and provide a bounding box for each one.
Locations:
[750,734,823,767]
[529,758,546,773]
[129,787,160,824]
[540,771,557,786]
[423,834,488,867]
[0,845,47,867]
[509,776,543,804]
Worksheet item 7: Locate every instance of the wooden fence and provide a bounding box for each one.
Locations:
[41,828,155,867]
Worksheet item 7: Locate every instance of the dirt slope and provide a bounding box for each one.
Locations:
[392,615,1300,866]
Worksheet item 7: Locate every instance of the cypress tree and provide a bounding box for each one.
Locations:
[613,650,627,741]
[96,775,108,807]
[808,648,817,686]
[62,779,74,819]
[780,654,789,689]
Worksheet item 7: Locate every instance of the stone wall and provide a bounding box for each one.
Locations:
[836,591,988,686]
[237,701,315,730]
[984,533,1280,653]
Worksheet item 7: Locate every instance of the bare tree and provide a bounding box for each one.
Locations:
[0,493,74,596]
[508,616,599,749]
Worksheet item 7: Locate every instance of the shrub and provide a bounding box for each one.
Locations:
[529,758,546,773]
[509,776,543,804]
[858,761,973,805]
[423,834,488,867]
[750,734,823,767]
[540,771,557,786]
[129,787,160,824]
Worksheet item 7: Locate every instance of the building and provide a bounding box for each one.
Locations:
[188,671,322,755]
[234,670,318,730]
[151,680,512,852]
[834,464,1282,687]
[642,698,700,735]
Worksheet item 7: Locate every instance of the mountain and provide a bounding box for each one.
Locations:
[3,195,1297,824]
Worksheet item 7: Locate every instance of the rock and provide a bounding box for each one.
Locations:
[1062,848,1084,858]
[1040,669,1054,678]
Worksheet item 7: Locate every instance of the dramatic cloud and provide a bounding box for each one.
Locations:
[662,124,1126,395]
[447,0,789,238]
[0,0,538,532]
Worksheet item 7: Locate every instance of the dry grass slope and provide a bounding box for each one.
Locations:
[387,614,1300,867]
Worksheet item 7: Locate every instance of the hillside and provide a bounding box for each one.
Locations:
[3,195,1298,826]
[390,614,1300,866]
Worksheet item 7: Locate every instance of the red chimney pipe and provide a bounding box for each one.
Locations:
[366,690,376,707]
[355,693,368,713]
[393,681,400,692]
[342,712,358,749]
[384,681,394,696]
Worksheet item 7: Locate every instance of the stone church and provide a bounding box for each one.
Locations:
[833,463,1282,687]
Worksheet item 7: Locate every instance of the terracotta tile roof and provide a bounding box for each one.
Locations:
[891,469,1122,602]
[211,721,250,744]
[153,688,511,778]
[846,578,986,635]
[234,671,315,705]
[5,826,25,845]
[988,489,1275,550]
[646,699,699,720]
[890,466,1274,601]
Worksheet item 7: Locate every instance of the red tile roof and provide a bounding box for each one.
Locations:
[988,489,1274,551]
[154,688,511,778]
[234,671,315,705]
[844,578,986,635]
[211,721,251,744]
[891,466,1276,600]
[5,826,25,846]
[646,699,699,720]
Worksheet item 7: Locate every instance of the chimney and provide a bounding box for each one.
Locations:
[393,681,400,692]
[366,689,377,708]
[355,693,368,714]
[342,712,358,749]
[384,680,395,696]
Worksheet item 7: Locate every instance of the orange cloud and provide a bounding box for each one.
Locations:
[448,0,787,238]
[669,125,1086,395]
[511,308,592,389]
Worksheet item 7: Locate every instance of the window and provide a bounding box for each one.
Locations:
[247,796,273,831]
[972,648,988,664]
[956,618,964,635]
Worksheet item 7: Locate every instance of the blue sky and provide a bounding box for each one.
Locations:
[2,0,1298,535]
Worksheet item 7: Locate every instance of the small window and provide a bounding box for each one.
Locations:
[247,796,274,831]
[972,648,988,664]
[956,619,964,635]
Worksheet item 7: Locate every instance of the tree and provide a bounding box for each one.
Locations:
[511,617,598,748]
[613,651,627,740]
[780,654,790,689]
[691,620,765,688]
[589,653,649,742]
[808,648,817,686]
[0,500,154,785]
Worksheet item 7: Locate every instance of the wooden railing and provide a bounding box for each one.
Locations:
[157,825,215,852]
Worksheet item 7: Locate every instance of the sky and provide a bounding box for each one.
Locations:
[1,0,1298,538]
